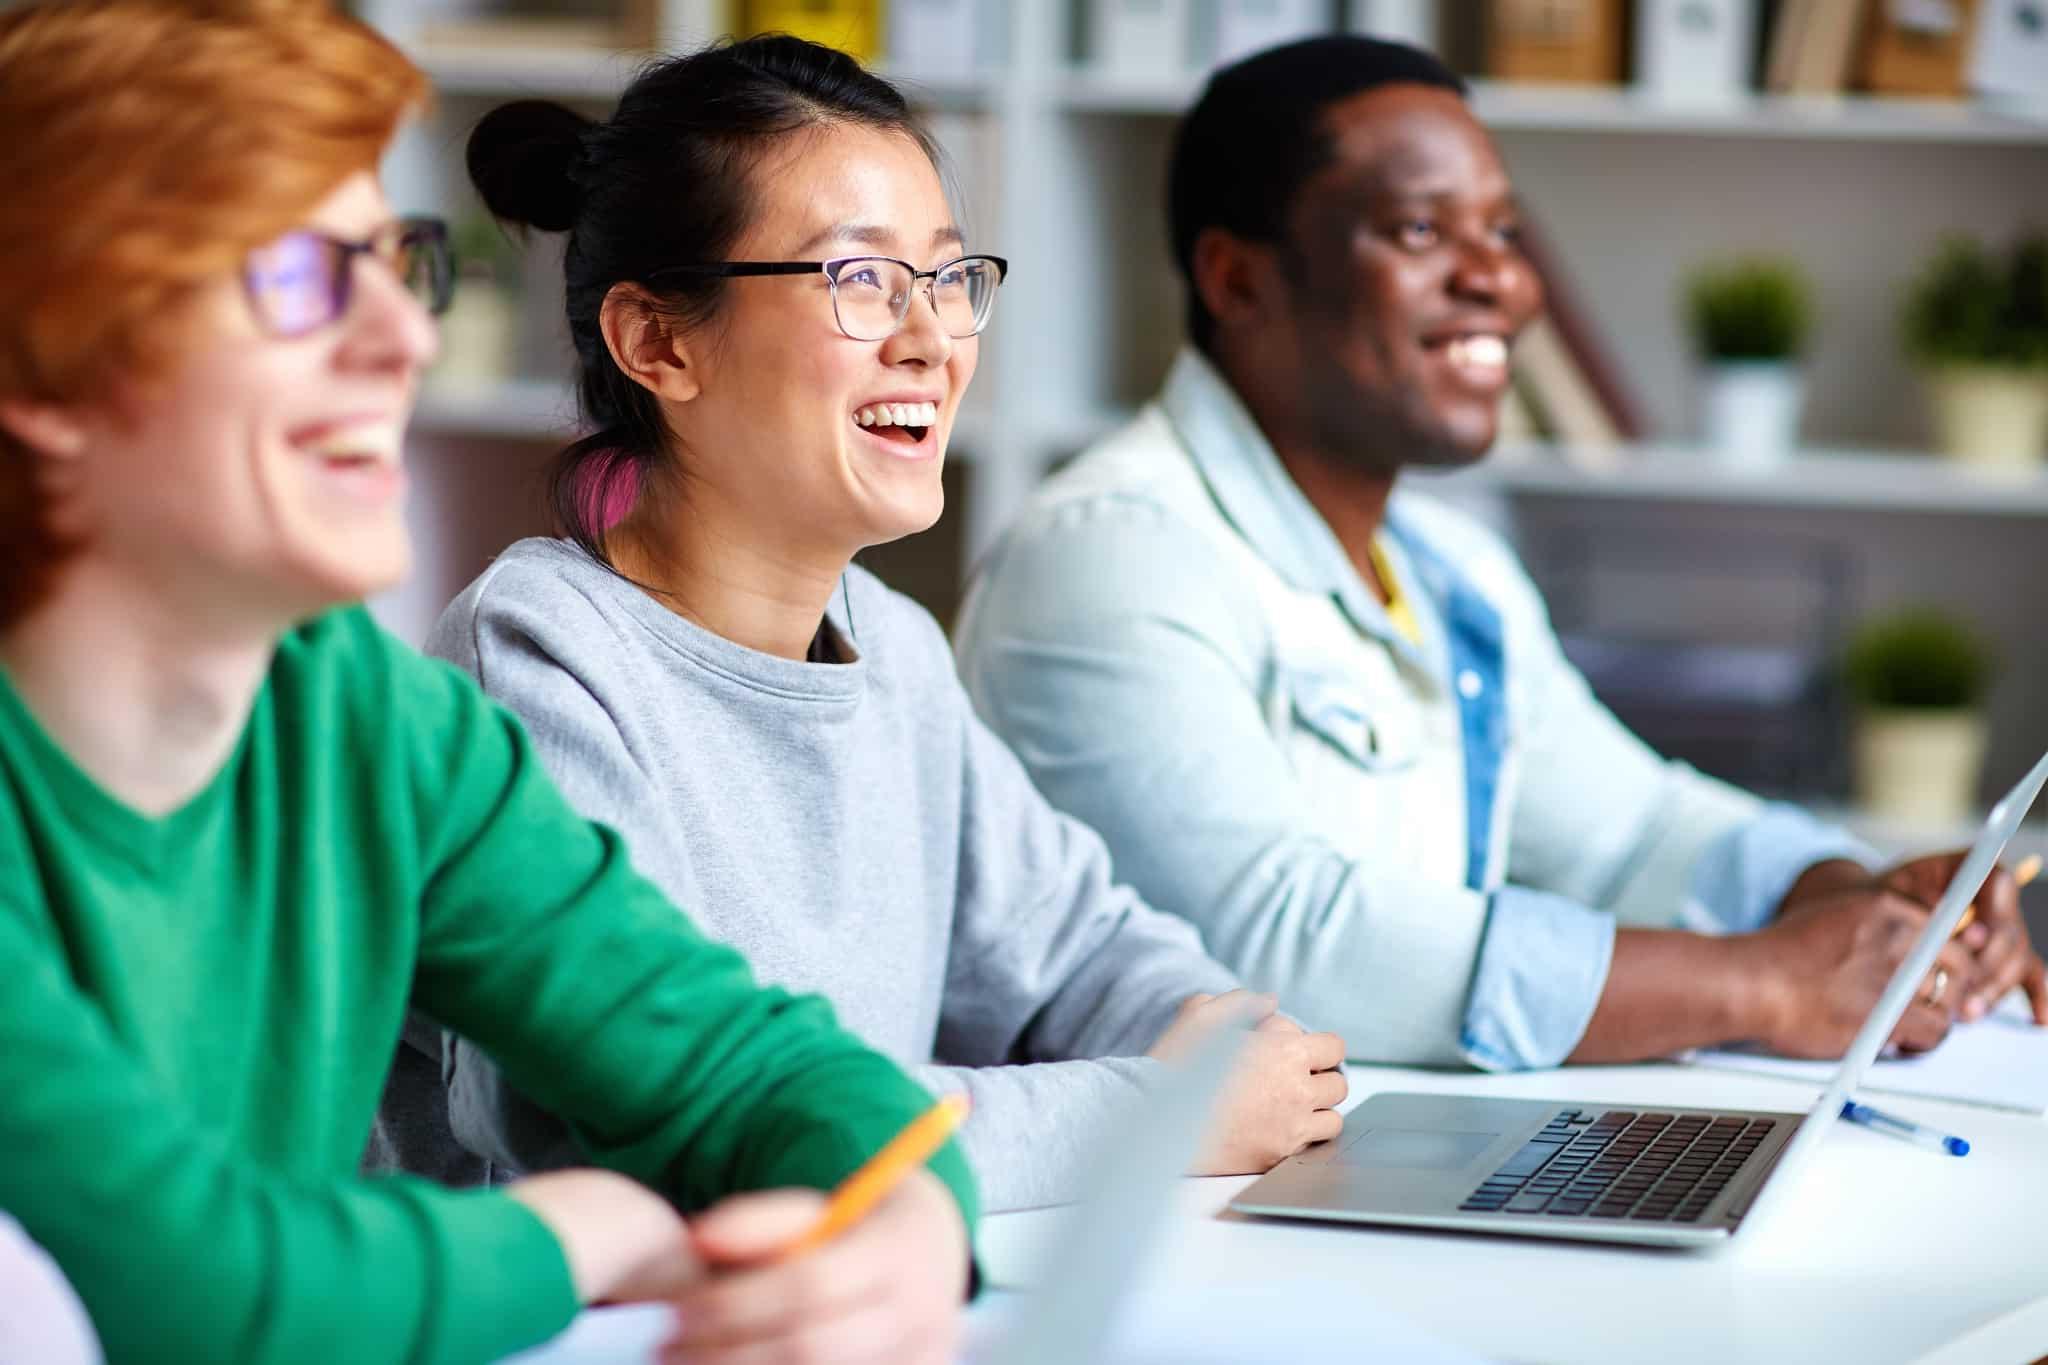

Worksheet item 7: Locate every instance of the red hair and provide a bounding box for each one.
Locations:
[0,0,427,628]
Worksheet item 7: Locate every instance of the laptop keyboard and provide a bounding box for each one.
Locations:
[1456,1109,1776,1223]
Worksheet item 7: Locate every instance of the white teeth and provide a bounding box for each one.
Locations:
[300,421,402,463]
[854,401,938,429]
[1447,336,1508,370]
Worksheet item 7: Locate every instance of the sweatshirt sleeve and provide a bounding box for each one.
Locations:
[920,630,1239,1209]
[0,894,580,1365]
[397,640,979,1224]
[418,567,704,1180]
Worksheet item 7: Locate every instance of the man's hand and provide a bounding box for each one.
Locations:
[1880,851,2048,1024]
[1745,885,1973,1057]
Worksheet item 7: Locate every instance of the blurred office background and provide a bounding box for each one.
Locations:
[338,0,2047,865]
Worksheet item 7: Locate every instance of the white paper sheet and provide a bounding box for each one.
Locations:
[506,1280,1489,1365]
[962,1278,1489,1365]
[1689,993,2048,1114]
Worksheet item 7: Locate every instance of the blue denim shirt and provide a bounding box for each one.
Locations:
[956,349,1873,1069]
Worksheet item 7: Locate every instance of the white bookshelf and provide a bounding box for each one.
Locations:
[1060,72,2048,142]
[1464,83,2048,144]
[1467,445,2048,518]
[413,40,995,108]
[405,31,2048,145]
[1823,809,2048,867]
[410,39,655,100]
[360,0,2048,795]
[413,378,581,440]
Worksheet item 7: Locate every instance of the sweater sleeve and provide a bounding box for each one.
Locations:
[396,638,980,1223]
[0,894,579,1365]
[922,619,1239,1210]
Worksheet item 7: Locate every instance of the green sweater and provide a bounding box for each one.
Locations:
[0,608,977,1365]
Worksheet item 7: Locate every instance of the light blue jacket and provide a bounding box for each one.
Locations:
[956,349,1871,1069]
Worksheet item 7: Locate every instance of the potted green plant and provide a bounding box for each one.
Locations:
[1686,256,1812,471]
[1901,232,2048,470]
[1844,608,1995,827]
[428,214,525,393]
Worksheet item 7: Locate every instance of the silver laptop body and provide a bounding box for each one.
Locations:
[976,1011,1251,1365]
[1232,749,2048,1249]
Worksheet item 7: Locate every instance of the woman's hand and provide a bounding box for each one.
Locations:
[1150,990,1348,1175]
[661,1166,969,1365]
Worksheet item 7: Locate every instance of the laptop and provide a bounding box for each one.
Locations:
[1230,748,2048,1250]
[972,1008,1252,1365]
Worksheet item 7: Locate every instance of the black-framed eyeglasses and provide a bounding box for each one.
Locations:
[242,216,454,339]
[647,254,1008,342]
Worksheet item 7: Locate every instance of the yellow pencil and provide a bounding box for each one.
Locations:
[781,1092,970,1258]
[1952,853,2042,938]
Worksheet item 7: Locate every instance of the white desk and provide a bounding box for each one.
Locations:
[979,1062,2048,1365]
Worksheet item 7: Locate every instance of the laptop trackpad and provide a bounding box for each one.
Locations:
[1342,1128,1499,1170]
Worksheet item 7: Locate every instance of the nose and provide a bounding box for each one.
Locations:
[880,279,955,368]
[1448,235,1519,308]
[336,252,440,376]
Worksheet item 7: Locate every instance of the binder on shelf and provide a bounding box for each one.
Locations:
[1513,318,1624,467]
[1967,0,2048,100]
[1789,0,1868,92]
[1086,0,1196,76]
[1764,0,1812,90]
[1208,0,1336,68]
[1855,0,1976,96]
[1515,217,1650,442]
[1343,0,1439,48]
[1634,0,1759,102]
[742,0,883,64]
[1485,0,1626,83]
[886,0,982,78]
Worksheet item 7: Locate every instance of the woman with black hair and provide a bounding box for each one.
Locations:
[395,34,1347,1224]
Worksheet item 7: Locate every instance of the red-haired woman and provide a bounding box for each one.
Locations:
[0,5,974,1362]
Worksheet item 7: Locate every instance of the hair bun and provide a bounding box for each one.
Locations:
[467,99,593,233]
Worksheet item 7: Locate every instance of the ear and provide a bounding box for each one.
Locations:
[600,285,702,406]
[0,398,89,460]
[1189,227,1287,339]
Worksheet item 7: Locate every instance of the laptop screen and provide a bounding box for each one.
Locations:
[1746,748,2048,1227]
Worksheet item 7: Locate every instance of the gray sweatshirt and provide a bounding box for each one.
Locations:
[414,538,1239,1211]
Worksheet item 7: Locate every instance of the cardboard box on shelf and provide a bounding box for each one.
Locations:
[1485,0,1626,84]
[1857,0,1977,97]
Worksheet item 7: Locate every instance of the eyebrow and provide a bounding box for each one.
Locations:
[790,222,966,256]
[1339,176,1521,214]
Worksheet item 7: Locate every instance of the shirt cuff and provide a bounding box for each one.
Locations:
[1459,886,1616,1072]
[1679,804,1880,937]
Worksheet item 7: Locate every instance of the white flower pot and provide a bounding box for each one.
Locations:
[1700,361,1804,472]
[1853,707,1989,828]
[427,284,520,392]
[1923,366,2048,471]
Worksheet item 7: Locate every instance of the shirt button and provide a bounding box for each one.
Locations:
[1457,669,1484,700]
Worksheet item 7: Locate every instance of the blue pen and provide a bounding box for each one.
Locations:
[1840,1100,1970,1157]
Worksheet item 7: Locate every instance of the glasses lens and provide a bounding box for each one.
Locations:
[395,219,455,316]
[933,257,1002,338]
[830,258,914,341]
[245,231,342,337]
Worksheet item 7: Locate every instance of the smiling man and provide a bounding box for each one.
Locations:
[955,36,2048,1071]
